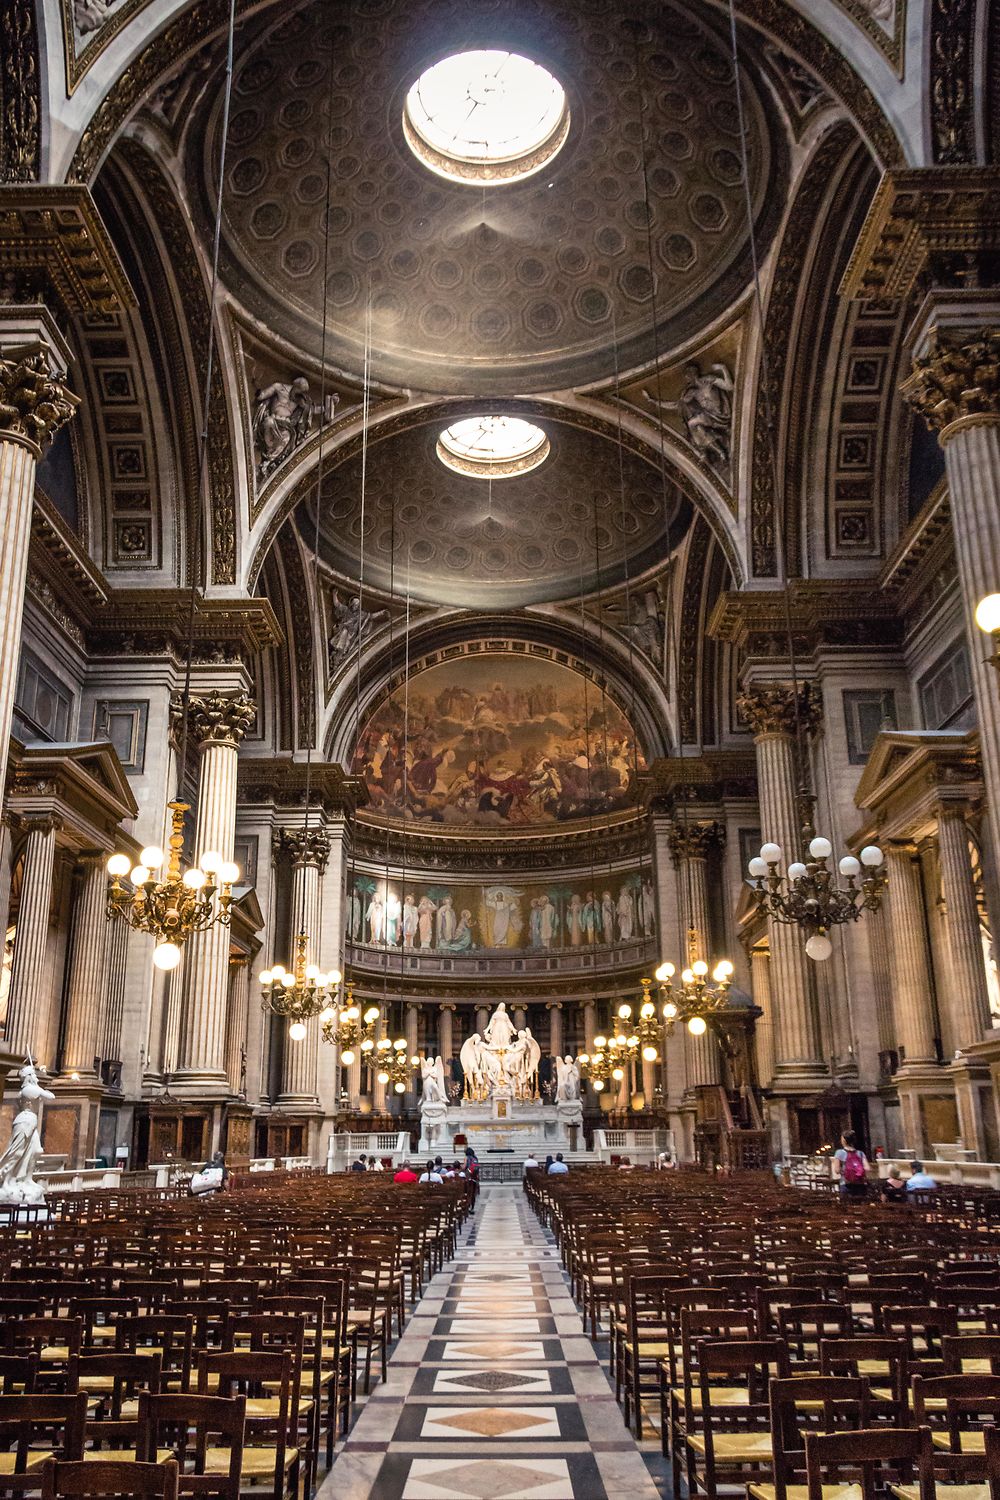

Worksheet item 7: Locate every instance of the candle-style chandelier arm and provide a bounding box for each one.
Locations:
[259,928,343,1032]
[655,948,735,1036]
[746,827,887,960]
[106,800,240,971]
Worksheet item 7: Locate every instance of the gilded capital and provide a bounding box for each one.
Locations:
[737,682,821,739]
[0,343,78,457]
[900,327,1000,437]
[667,819,724,864]
[272,826,331,872]
[172,689,256,748]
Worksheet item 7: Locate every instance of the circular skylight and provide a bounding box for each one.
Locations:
[403,50,569,185]
[437,415,550,478]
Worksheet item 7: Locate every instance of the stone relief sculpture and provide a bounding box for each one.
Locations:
[0,1061,55,1204]
[73,0,125,37]
[252,377,337,481]
[328,590,390,667]
[555,1055,581,1101]
[606,588,664,666]
[646,361,734,470]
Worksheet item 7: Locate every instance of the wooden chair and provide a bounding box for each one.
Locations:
[803,1427,936,1500]
[114,1319,193,1395]
[71,1354,167,1463]
[685,1339,788,1499]
[195,1353,299,1500]
[256,1298,324,1493]
[750,1375,871,1500]
[661,1307,756,1494]
[911,1373,1000,1466]
[0,1393,87,1493]
[136,1392,245,1500]
[41,1459,178,1500]
[819,1336,909,1423]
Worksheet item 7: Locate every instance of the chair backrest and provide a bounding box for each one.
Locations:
[137,1392,245,1500]
[913,1372,1000,1480]
[41,1458,179,1500]
[770,1375,870,1499]
[804,1425,935,1500]
[0,1353,37,1394]
[777,1302,853,1367]
[0,1392,87,1468]
[818,1336,909,1418]
[943,1334,1000,1374]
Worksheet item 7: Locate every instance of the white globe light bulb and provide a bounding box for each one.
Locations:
[305,964,320,980]
[593,1079,605,1091]
[130,865,150,886]
[747,857,768,879]
[218,861,240,885]
[394,1081,406,1094]
[282,973,296,988]
[655,962,675,982]
[182,868,206,890]
[642,1045,658,1062]
[663,1002,677,1019]
[107,853,131,877]
[860,845,884,867]
[152,941,182,971]
[717,960,734,977]
[199,851,221,873]
[809,836,833,860]
[760,843,782,864]
[320,1006,336,1025]
[611,1067,624,1081]
[693,960,708,977]
[594,1035,607,1050]
[805,933,833,962]
[377,1071,390,1084]
[687,1015,707,1035]
[364,1007,380,1023]
[681,969,694,986]
[618,1003,631,1019]
[271,964,286,978]
[259,970,273,986]
[341,1049,355,1065]
[839,855,861,877]
[976,593,1000,634]
[140,845,164,869]
[288,1021,307,1042]
[787,862,808,880]
[328,968,343,986]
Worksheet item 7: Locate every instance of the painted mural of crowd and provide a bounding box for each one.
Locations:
[346,875,656,953]
[352,655,644,828]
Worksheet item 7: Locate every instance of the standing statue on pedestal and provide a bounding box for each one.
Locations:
[0,1061,55,1204]
[483,1002,517,1051]
[418,1055,449,1148]
[555,1055,581,1101]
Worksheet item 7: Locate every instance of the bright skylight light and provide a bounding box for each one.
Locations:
[404,51,569,185]
[437,415,551,478]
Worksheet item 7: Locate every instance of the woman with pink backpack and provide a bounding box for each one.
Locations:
[832,1130,870,1200]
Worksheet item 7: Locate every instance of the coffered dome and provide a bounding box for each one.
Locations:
[196,0,780,394]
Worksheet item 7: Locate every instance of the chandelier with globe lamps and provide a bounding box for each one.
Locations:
[655,945,735,1037]
[374,1036,420,1096]
[258,930,342,1041]
[320,986,379,1066]
[745,829,887,962]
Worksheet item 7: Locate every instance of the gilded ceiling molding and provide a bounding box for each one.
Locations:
[930,0,976,164]
[0,187,133,318]
[275,525,315,752]
[113,139,237,585]
[60,0,153,95]
[1,0,40,182]
[749,120,857,577]
[832,0,905,77]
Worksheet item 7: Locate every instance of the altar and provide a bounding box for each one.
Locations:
[417,1001,583,1154]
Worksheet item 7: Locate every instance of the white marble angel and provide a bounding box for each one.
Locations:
[0,1060,55,1204]
[519,1027,542,1099]
[459,1034,486,1100]
[420,1055,447,1106]
[555,1055,581,1102]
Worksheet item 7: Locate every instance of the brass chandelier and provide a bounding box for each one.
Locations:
[373,1036,420,1095]
[321,985,379,1065]
[259,930,341,1039]
[106,802,240,972]
[746,822,886,962]
[655,942,734,1036]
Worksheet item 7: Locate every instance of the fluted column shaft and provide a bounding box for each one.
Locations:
[372,1012,387,1111]
[61,855,110,1078]
[405,1004,419,1106]
[279,858,322,1106]
[439,1004,455,1066]
[671,824,721,1090]
[513,1006,526,1031]
[476,1005,489,1036]
[175,690,254,1090]
[749,720,825,1084]
[884,844,937,1065]
[223,957,250,1095]
[937,808,992,1051]
[101,915,129,1065]
[6,817,59,1059]
[548,1002,563,1058]
[750,947,775,1088]
[582,1000,596,1050]
[866,902,897,1057]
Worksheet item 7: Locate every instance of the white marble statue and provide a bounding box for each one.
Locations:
[459,1033,486,1100]
[483,1001,517,1051]
[0,1061,55,1205]
[521,1027,542,1098]
[420,1055,447,1105]
[555,1055,581,1102]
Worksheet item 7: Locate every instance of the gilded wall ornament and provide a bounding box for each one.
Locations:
[1,0,40,183]
[667,820,725,864]
[0,347,78,457]
[737,681,823,738]
[272,827,331,873]
[901,329,1000,435]
[171,689,256,748]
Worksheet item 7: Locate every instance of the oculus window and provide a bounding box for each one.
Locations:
[437,415,550,479]
[404,51,569,184]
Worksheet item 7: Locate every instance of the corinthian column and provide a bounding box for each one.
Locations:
[61,854,110,1078]
[275,828,329,1109]
[439,1004,456,1067]
[669,819,724,1088]
[0,316,77,804]
[5,816,60,1060]
[884,843,938,1065]
[750,946,775,1088]
[547,1002,563,1058]
[224,956,250,1096]
[936,805,992,1051]
[902,318,1000,898]
[173,687,255,1091]
[739,684,826,1088]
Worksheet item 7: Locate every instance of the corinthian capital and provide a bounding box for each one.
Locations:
[901,327,1000,436]
[272,827,331,872]
[737,681,821,739]
[667,819,724,864]
[0,343,78,456]
[172,689,256,748]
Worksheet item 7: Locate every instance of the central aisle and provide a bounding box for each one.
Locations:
[323,1184,661,1499]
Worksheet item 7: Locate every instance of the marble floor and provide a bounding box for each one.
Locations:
[318,1185,663,1499]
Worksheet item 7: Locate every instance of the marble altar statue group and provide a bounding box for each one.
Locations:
[457,1002,542,1102]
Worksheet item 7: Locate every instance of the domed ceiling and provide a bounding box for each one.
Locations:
[195,0,779,394]
[296,411,689,607]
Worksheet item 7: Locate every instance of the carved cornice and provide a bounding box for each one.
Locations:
[86,593,282,661]
[707,582,903,657]
[348,811,648,877]
[667,819,725,864]
[173,690,256,749]
[0,187,134,318]
[900,327,1000,437]
[237,758,368,818]
[272,827,331,872]
[852,728,982,844]
[642,751,758,810]
[840,168,1000,304]
[736,682,822,739]
[0,344,78,458]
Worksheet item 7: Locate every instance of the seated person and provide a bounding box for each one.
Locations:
[906,1159,938,1191]
[393,1160,418,1184]
[881,1166,907,1202]
[419,1161,443,1184]
[190,1150,228,1196]
[547,1153,569,1175]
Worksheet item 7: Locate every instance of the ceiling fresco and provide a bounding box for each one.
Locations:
[351,653,646,828]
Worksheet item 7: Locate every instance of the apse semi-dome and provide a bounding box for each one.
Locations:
[198,0,780,394]
[403,51,570,185]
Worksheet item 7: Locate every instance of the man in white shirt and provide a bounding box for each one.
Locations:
[418,1162,443,1184]
[523,1154,539,1173]
[906,1160,938,1191]
[547,1153,569,1175]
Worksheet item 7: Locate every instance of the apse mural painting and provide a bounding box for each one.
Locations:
[352,655,645,826]
[346,873,657,951]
